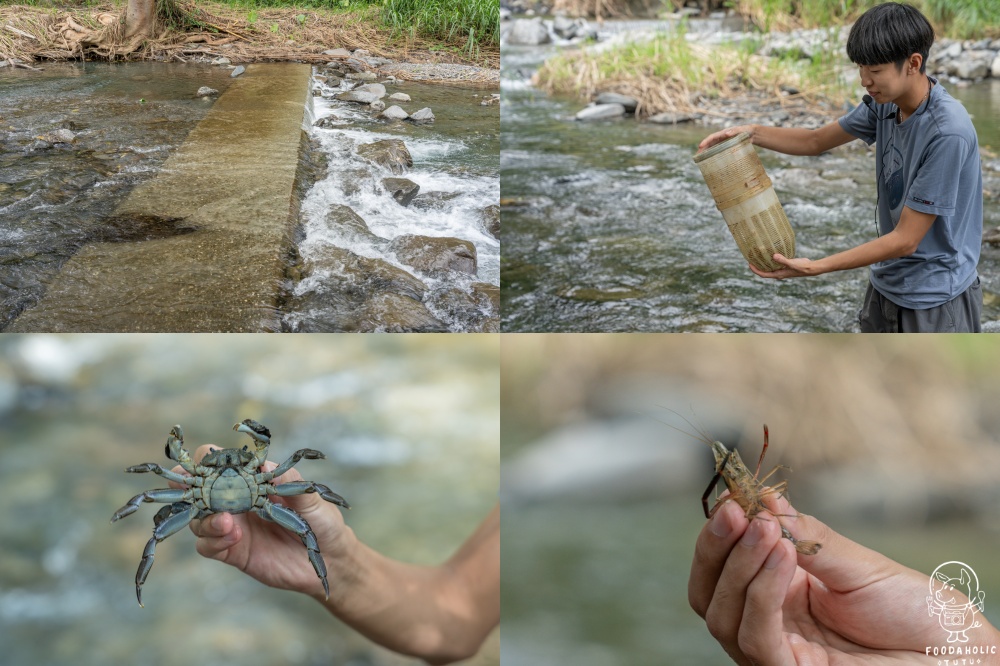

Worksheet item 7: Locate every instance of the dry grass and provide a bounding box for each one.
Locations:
[533,33,849,120]
[0,2,498,69]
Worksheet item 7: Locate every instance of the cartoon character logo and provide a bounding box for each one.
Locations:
[927,561,985,643]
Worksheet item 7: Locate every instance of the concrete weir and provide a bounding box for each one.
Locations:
[10,63,312,332]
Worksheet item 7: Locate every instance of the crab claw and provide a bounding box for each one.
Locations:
[234,419,271,445]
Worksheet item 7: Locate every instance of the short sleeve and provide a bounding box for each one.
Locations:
[837,100,877,145]
[906,134,972,216]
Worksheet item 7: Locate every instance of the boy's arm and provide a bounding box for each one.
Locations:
[698,121,856,156]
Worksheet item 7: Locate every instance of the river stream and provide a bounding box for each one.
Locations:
[500,31,1000,332]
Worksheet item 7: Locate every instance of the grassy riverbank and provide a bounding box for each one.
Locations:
[534,25,851,119]
[0,0,498,67]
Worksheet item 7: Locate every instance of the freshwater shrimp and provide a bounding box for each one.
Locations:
[663,411,821,555]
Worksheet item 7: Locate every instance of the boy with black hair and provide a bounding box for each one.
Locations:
[698,2,983,332]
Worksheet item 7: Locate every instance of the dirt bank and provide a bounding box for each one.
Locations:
[0,2,499,83]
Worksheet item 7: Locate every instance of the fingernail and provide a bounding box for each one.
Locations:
[742,519,763,546]
[709,510,732,538]
[765,543,786,569]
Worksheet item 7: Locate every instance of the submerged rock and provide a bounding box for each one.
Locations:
[388,92,411,103]
[357,139,413,174]
[230,65,245,78]
[382,177,420,206]
[196,86,219,97]
[388,235,478,276]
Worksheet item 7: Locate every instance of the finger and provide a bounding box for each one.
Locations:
[193,514,244,560]
[192,444,220,464]
[738,538,798,665]
[765,492,899,590]
[689,500,749,617]
[703,511,783,658]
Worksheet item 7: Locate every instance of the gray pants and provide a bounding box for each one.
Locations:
[858,278,982,333]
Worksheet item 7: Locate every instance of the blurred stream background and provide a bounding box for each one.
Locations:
[501,335,1000,664]
[0,334,498,666]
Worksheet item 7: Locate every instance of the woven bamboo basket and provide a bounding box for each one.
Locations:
[693,132,795,272]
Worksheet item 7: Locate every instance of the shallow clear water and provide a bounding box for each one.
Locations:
[500,41,1000,332]
[0,62,235,330]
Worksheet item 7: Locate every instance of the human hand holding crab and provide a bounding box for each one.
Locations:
[112,420,499,665]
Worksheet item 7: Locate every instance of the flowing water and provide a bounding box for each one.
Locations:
[500,36,1000,332]
[0,335,499,666]
[288,77,500,332]
[0,63,499,332]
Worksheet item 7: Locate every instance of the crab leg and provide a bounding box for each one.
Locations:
[254,501,330,599]
[135,502,199,607]
[111,488,189,522]
[270,481,351,509]
[124,462,197,486]
[268,449,326,478]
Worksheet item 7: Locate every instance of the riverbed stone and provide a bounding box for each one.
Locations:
[357,139,413,174]
[508,18,551,46]
[993,54,1000,78]
[383,177,420,206]
[346,71,378,82]
[410,191,462,210]
[576,103,626,121]
[595,92,638,112]
[230,65,245,78]
[197,86,218,97]
[408,108,435,124]
[389,235,478,276]
[325,204,386,245]
[314,114,347,128]
[336,90,380,104]
[388,92,411,103]
[648,112,696,124]
[954,50,993,79]
[481,204,500,239]
[370,100,386,112]
[354,83,386,98]
[380,105,409,121]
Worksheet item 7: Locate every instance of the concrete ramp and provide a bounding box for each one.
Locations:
[10,63,311,332]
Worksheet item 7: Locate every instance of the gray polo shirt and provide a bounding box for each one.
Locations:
[838,77,982,309]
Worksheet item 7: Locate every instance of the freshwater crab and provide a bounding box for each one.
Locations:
[111,419,350,607]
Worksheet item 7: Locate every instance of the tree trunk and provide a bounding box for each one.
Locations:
[125,0,156,39]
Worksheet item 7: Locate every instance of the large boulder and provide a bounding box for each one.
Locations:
[388,235,477,276]
[357,139,413,174]
[382,177,420,206]
[336,90,380,104]
[353,83,386,98]
[507,18,551,46]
